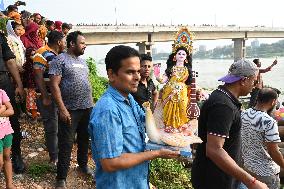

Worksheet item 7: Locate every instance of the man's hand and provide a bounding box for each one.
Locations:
[248,180,268,189]
[272,59,278,66]
[15,86,25,100]
[0,105,7,115]
[42,96,52,106]
[157,149,180,159]
[59,107,71,125]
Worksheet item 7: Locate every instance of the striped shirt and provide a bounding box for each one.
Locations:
[33,45,57,81]
[241,108,281,176]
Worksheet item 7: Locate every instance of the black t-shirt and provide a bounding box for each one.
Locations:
[131,78,156,110]
[191,85,242,189]
[0,33,16,72]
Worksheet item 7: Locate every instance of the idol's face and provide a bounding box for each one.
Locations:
[175,50,187,63]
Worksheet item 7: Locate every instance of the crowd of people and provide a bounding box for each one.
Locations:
[0,2,84,189]
[0,2,284,189]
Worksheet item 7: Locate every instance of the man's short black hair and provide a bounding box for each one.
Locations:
[66,31,83,48]
[253,58,259,64]
[7,5,18,12]
[257,88,278,104]
[46,20,54,27]
[20,10,31,19]
[271,87,281,96]
[47,30,64,45]
[62,23,72,30]
[140,54,152,63]
[105,45,140,73]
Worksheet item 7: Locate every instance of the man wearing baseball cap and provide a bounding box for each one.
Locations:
[192,59,268,189]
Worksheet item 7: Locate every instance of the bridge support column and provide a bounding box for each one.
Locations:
[233,38,246,61]
[136,42,153,55]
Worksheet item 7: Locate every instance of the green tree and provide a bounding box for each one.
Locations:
[87,57,108,102]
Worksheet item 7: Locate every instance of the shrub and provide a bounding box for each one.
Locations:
[86,57,108,102]
[150,158,193,189]
[28,163,55,179]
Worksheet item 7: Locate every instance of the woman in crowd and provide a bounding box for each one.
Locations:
[6,20,26,118]
[20,22,42,49]
[6,20,25,72]
[54,20,62,32]
[22,48,38,123]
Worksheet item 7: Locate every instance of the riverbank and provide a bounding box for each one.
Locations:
[0,119,95,189]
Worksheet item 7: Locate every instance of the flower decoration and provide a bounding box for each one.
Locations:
[274,107,284,121]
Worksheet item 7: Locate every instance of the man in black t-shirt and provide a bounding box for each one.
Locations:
[131,54,158,111]
[191,59,268,189]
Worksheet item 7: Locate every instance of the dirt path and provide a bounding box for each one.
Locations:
[0,119,96,189]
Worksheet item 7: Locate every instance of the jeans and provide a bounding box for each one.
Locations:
[56,108,92,180]
[241,170,280,189]
[238,182,247,189]
[0,72,22,156]
[37,98,58,161]
[257,174,280,189]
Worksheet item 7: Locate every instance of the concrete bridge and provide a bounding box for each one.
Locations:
[73,25,284,60]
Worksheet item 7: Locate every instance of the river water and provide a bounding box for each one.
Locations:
[85,54,284,102]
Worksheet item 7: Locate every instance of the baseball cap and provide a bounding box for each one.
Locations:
[218,59,258,83]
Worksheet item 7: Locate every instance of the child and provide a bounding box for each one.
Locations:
[0,89,16,189]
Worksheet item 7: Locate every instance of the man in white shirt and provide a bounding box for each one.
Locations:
[241,88,283,189]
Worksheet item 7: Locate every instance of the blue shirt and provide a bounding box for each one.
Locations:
[48,53,93,110]
[89,86,149,189]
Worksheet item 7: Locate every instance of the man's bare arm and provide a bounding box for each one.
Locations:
[100,149,179,172]
[34,69,49,99]
[259,59,277,73]
[266,142,284,168]
[206,134,267,188]
[49,75,64,109]
[5,59,24,97]
[152,90,158,107]
[49,75,71,124]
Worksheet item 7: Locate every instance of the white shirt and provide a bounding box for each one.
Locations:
[241,108,281,176]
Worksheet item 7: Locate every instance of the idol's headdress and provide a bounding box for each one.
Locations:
[172,27,194,54]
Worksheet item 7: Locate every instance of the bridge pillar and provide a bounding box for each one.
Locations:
[136,42,153,56]
[233,38,246,61]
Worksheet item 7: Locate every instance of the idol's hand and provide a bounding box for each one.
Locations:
[153,65,160,78]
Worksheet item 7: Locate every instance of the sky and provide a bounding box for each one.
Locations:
[3,0,284,59]
[5,0,283,27]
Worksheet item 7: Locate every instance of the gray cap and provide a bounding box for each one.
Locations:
[218,59,259,83]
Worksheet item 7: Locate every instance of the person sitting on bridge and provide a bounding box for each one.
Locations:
[249,58,277,108]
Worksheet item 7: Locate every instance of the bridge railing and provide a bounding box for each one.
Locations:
[72,25,284,33]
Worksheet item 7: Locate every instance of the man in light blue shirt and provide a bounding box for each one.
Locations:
[89,45,180,189]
